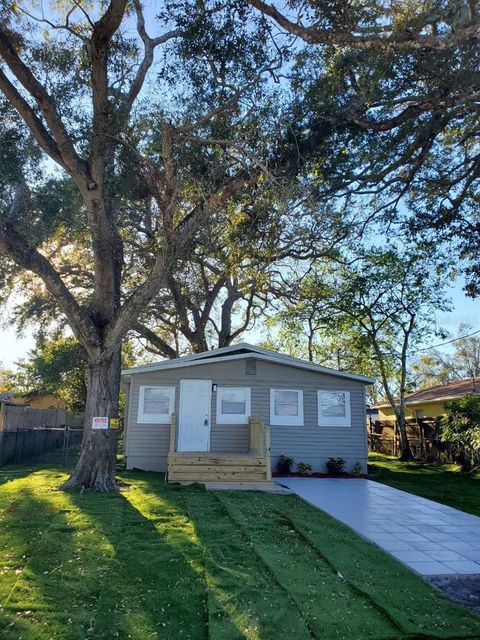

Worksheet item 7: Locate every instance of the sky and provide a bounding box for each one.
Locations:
[0,2,478,370]
[0,274,478,369]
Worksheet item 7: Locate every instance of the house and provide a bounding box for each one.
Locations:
[0,391,62,409]
[121,343,374,483]
[10,393,63,409]
[374,377,480,422]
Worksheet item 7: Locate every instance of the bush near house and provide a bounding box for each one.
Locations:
[296,462,313,475]
[326,457,346,474]
[276,455,294,474]
[441,393,480,471]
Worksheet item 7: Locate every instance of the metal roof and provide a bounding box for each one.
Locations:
[121,342,375,384]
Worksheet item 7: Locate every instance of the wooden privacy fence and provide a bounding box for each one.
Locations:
[368,418,480,468]
[0,427,83,467]
[0,403,84,467]
[0,403,83,432]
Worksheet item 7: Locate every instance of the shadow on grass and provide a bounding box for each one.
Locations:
[0,476,93,639]
[2,465,480,640]
[0,469,251,640]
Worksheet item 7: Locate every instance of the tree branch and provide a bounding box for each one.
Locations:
[0,28,88,184]
[132,321,177,359]
[89,0,127,183]
[0,218,99,351]
[124,1,183,114]
[247,0,480,51]
[0,70,66,169]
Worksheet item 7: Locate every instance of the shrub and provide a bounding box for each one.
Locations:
[326,457,346,474]
[352,462,362,476]
[297,462,313,476]
[276,455,294,474]
[441,393,480,471]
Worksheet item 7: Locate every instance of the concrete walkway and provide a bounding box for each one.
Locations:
[278,478,480,577]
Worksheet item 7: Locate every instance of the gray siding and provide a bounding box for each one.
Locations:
[124,358,368,473]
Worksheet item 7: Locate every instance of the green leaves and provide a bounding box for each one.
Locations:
[441,393,480,448]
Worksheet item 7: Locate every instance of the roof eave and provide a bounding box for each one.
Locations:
[121,350,375,384]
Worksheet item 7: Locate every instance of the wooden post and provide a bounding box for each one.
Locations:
[248,417,261,454]
[265,424,272,481]
[169,413,176,454]
[248,417,254,452]
[418,419,424,458]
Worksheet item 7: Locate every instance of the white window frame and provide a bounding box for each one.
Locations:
[270,389,304,426]
[137,385,175,424]
[317,390,351,427]
[216,387,251,424]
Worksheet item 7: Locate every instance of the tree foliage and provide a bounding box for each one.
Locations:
[16,336,87,412]
[249,0,480,295]
[267,244,452,458]
[412,324,480,387]
[441,393,480,470]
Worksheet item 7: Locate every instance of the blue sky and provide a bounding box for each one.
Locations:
[0,2,478,370]
[0,273,478,369]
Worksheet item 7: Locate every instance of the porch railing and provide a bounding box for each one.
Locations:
[169,412,176,454]
[248,417,271,481]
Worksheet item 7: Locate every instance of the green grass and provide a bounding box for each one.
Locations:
[368,453,480,517]
[0,452,479,639]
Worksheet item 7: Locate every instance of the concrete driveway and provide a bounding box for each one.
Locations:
[278,478,480,577]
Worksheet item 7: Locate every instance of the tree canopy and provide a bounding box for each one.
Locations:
[0,0,478,488]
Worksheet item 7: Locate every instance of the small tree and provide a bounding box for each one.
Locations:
[271,246,451,460]
[16,337,87,412]
[441,393,480,471]
[0,363,18,393]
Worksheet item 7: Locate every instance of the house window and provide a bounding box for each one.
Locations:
[317,390,351,427]
[270,389,304,426]
[138,385,175,424]
[216,387,251,424]
[415,409,425,420]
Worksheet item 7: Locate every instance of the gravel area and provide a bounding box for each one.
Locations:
[427,575,480,613]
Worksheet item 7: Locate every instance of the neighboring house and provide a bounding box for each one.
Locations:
[10,393,63,409]
[374,377,480,422]
[0,393,17,405]
[0,392,62,409]
[121,343,374,482]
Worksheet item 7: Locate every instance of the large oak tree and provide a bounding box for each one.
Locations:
[0,0,279,490]
[249,0,480,295]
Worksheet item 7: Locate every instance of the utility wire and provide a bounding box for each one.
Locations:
[416,328,480,353]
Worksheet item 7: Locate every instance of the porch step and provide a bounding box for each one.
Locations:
[167,453,269,483]
[169,454,265,466]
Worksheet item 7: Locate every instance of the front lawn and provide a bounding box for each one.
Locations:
[368,453,480,517]
[0,458,479,639]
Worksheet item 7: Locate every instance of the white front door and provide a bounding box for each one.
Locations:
[178,379,212,451]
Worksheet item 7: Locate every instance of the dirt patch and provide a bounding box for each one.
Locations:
[427,575,480,614]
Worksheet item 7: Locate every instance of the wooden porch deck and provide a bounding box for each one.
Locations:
[167,416,271,483]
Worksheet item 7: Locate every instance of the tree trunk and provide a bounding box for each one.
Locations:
[396,404,413,461]
[61,347,121,491]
